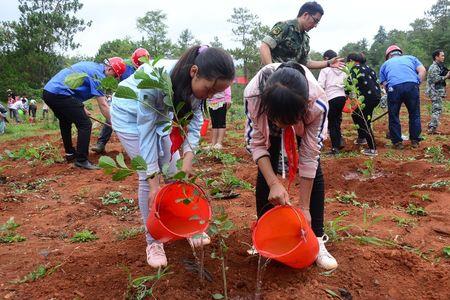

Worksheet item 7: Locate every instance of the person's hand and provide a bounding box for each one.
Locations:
[181,152,194,176]
[84,107,91,116]
[301,207,311,226]
[268,182,291,206]
[330,57,345,69]
[446,71,450,79]
[226,102,231,109]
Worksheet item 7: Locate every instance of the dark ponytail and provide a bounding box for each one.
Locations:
[258,62,309,125]
[170,45,235,118]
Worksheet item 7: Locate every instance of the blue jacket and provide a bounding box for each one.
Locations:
[111,59,203,175]
[379,55,423,88]
[121,65,136,81]
[44,61,105,102]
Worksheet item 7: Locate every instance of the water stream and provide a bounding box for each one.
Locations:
[255,255,271,300]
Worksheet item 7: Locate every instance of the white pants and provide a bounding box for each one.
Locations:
[116,131,180,244]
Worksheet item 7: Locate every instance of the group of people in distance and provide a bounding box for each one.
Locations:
[39,1,448,270]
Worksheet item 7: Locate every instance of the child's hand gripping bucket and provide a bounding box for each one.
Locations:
[147,181,212,243]
[252,206,319,269]
[200,119,210,137]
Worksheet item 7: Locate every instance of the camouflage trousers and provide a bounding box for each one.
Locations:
[428,95,443,129]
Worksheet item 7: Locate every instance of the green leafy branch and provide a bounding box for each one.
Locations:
[98,153,147,181]
[342,62,376,150]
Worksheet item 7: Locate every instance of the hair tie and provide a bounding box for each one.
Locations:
[198,45,209,54]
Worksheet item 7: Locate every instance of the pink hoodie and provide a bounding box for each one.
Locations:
[317,67,346,100]
[244,63,328,179]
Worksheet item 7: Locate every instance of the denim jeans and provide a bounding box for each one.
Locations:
[387,82,421,144]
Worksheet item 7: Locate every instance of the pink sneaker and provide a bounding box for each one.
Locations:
[146,242,167,268]
[187,232,211,248]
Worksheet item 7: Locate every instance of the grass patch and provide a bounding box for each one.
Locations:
[70,230,98,243]
[406,203,427,216]
[0,119,59,142]
[392,216,417,228]
[116,227,144,241]
[0,217,26,244]
[100,191,134,205]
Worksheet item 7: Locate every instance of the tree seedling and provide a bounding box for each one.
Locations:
[123,266,171,300]
[208,206,235,300]
[405,203,427,216]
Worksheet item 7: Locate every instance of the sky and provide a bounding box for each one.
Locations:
[0,0,438,57]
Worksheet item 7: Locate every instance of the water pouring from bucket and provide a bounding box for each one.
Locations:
[252,205,319,269]
[146,181,212,243]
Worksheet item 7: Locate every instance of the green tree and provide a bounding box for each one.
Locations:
[94,38,138,62]
[173,29,196,57]
[0,0,90,98]
[339,39,369,59]
[136,10,172,57]
[368,26,389,69]
[228,7,269,78]
[210,36,224,48]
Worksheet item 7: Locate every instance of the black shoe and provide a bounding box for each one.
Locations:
[339,139,346,150]
[91,142,105,154]
[74,160,100,170]
[411,140,420,149]
[65,153,76,163]
[353,138,367,145]
[327,148,340,155]
[392,142,404,150]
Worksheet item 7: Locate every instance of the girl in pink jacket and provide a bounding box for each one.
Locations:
[244,62,337,270]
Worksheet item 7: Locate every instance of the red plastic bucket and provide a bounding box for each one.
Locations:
[252,206,319,269]
[147,181,211,243]
[200,119,210,137]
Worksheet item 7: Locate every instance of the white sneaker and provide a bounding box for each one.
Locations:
[316,235,338,270]
[146,242,167,268]
[212,143,223,150]
[187,232,211,248]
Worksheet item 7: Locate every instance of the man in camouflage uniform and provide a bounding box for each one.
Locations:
[426,49,450,134]
[260,1,343,69]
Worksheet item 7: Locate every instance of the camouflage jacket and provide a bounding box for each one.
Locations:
[426,61,448,97]
[262,19,310,65]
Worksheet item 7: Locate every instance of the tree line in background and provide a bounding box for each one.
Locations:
[0,0,448,101]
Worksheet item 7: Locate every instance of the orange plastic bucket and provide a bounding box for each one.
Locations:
[147,181,211,243]
[200,119,210,137]
[252,206,319,269]
[342,97,360,113]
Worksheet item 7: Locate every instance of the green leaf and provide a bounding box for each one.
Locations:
[99,156,117,169]
[100,76,118,92]
[443,246,450,258]
[134,69,151,80]
[173,171,187,180]
[138,56,150,64]
[163,124,172,132]
[112,169,135,181]
[131,156,147,171]
[176,158,183,170]
[137,79,164,90]
[163,96,173,107]
[116,153,128,169]
[175,101,185,114]
[115,86,138,100]
[324,289,342,299]
[64,72,87,89]
[212,293,224,299]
